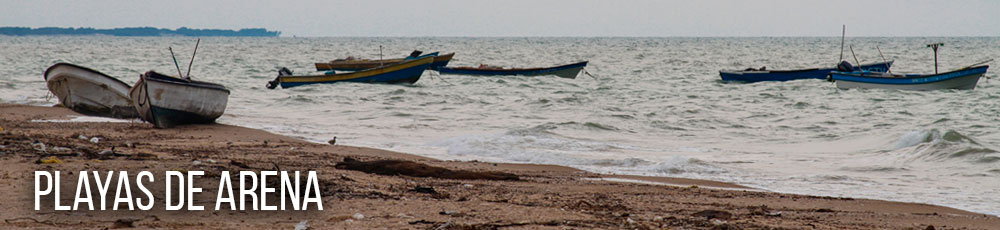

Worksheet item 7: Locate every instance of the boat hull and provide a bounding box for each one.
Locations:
[830,65,989,90]
[43,63,139,118]
[437,61,588,79]
[315,52,453,71]
[719,61,893,82]
[129,71,230,128]
[280,56,433,88]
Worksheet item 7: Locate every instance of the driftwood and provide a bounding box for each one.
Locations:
[335,158,518,181]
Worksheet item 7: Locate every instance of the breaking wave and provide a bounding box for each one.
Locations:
[892,129,999,163]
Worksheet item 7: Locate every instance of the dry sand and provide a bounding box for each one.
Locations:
[1,103,997,229]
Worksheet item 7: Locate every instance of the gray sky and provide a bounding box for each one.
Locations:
[2,0,998,37]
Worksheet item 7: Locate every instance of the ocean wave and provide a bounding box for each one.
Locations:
[892,129,999,162]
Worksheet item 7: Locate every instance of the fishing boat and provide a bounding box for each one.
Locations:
[436,61,588,79]
[43,63,140,119]
[315,52,454,71]
[269,55,433,89]
[129,71,231,128]
[719,61,893,82]
[829,65,989,90]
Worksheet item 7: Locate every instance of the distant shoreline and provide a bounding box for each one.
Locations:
[0,27,280,37]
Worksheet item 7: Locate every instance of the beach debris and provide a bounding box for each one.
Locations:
[335,157,519,181]
[692,210,732,220]
[230,160,250,169]
[711,219,727,226]
[192,160,202,166]
[99,147,115,156]
[89,137,100,144]
[411,186,437,194]
[765,211,782,217]
[352,213,365,220]
[925,225,936,230]
[39,156,63,164]
[31,141,47,152]
[293,220,310,230]
[328,136,336,145]
[50,146,72,153]
[78,135,88,140]
[814,208,835,213]
[438,210,466,217]
[110,218,137,228]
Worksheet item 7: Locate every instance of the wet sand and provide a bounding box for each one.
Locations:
[1,103,997,229]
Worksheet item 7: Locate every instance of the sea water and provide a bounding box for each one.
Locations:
[1,36,998,215]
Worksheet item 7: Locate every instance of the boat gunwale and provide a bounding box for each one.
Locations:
[143,71,231,93]
[44,62,132,88]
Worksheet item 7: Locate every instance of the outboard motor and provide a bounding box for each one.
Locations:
[278,67,293,76]
[267,67,294,89]
[409,50,423,58]
[837,60,854,72]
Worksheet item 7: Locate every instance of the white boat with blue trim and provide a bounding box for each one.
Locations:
[829,65,989,90]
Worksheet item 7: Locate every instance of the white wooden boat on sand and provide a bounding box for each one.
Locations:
[43,63,139,118]
[129,71,230,128]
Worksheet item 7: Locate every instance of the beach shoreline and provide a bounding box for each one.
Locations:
[2,103,998,229]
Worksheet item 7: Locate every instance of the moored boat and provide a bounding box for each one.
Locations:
[269,55,433,89]
[315,52,454,71]
[829,65,989,90]
[129,71,230,128]
[719,61,893,82]
[43,63,140,119]
[436,61,588,79]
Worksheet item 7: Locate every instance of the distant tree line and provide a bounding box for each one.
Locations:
[0,27,280,37]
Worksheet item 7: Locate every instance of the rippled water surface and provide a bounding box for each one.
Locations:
[1,36,998,215]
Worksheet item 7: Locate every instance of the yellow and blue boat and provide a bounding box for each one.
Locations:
[267,56,433,89]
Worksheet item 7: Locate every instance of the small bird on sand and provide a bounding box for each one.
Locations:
[328,136,337,145]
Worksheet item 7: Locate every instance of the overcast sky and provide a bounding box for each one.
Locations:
[2,0,998,37]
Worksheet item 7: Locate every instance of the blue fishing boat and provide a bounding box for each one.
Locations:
[268,56,433,89]
[719,61,892,82]
[829,65,989,90]
[436,61,588,79]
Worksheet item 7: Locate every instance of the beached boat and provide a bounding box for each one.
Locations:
[436,61,588,79]
[829,65,989,90]
[43,63,140,119]
[269,56,433,89]
[129,71,230,128]
[315,52,454,71]
[719,61,893,82]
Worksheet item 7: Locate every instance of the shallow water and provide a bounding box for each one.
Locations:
[1,36,998,215]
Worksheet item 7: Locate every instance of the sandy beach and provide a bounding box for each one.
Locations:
[1,103,998,229]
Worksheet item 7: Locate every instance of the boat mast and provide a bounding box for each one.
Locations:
[839,25,845,61]
[185,38,200,79]
[849,45,861,70]
[927,43,943,74]
[876,46,892,74]
[168,47,184,79]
